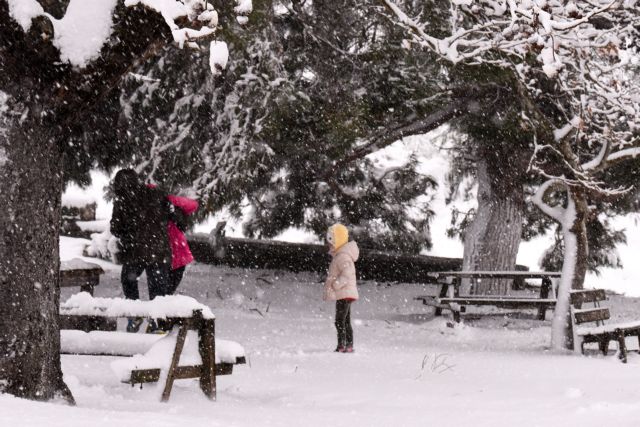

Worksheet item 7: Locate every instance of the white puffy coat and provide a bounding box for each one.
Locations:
[323,241,359,301]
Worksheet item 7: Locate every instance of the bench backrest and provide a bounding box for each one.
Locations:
[569,289,609,326]
[570,289,606,307]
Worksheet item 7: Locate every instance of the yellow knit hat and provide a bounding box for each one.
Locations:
[326,223,349,249]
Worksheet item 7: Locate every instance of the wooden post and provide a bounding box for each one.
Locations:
[161,321,188,402]
[453,277,460,297]
[537,276,551,320]
[197,310,217,400]
[434,282,449,316]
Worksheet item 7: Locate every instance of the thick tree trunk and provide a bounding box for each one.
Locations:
[0,106,73,402]
[462,158,524,295]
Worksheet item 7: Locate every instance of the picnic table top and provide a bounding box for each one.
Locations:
[60,258,104,273]
[428,271,561,280]
[60,293,215,319]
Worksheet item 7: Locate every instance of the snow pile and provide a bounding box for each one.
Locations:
[234,0,253,14]
[61,292,215,319]
[52,0,119,66]
[76,220,109,233]
[8,0,118,67]
[62,193,97,209]
[61,330,164,356]
[6,0,45,29]
[209,40,229,75]
[83,229,119,264]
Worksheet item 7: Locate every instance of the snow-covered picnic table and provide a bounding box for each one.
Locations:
[60,258,104,295]
[60,293,245,401]
[60,292,215,319]
[417,271,562,322]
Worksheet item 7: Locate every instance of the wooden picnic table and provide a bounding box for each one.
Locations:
[418,270,562,322]
[60,258,104,296]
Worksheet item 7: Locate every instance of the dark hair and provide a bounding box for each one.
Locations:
[113,169,140,198]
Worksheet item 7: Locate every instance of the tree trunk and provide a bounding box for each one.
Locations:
[0,103,73,402]
[462,157,524,295]
[550,189,589,350]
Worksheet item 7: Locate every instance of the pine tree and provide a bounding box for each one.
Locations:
[113,0,449,252]
[0,0,246,402]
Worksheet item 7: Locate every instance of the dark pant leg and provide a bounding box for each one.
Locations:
[335,299,350,348]
[345,301,353,347]
[146,262,170,300]
[121,263,145,300]
[166,266,185,295]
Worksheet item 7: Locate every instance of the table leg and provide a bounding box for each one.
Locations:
[617,330,628,363]
[434,282,449,316]
[80,284,94,296]
[161,323,188,402]
[198,316,217,400]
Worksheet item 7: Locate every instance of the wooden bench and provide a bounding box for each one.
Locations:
[417,271,560,322]
[60,258,104,296]
[570,289,640,363]
[416,295,557,322]
[60,293,246,401]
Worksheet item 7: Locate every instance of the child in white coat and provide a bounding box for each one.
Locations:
[323,224,359,353]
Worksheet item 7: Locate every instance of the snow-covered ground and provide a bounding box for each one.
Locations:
[2,237,640,427]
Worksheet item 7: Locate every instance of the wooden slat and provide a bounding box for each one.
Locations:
[414,296,451,310]
[439,297,556,309]
[128,364,235,384]
[59,314,117,332]
[570,289,606,305]
[431,271,561,280]
[574,308,610,324]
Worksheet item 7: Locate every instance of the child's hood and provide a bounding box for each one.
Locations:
[336,241,359,262]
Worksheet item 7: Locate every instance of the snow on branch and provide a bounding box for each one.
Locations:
[8,0,253,74]
[384,0,640,196]
[531,179,571,225]
[604,146,640,164]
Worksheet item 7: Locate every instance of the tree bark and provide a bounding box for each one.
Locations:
[550,189,589,350]
[462,157,524,295]
[0,103,73,402]
[0,0,174,402]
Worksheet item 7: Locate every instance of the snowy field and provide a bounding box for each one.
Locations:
[2,237,640,427]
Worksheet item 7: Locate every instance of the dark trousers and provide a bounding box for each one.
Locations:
[166,266,185,295]
[335,299,354,348]
[121,262,169,300]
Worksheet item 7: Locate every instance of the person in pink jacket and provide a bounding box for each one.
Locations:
[165,193,199,294]
[323,223,359,353]
[147,184,199,295]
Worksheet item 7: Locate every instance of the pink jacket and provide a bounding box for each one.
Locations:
[166,194,198,270]
[323,241,360,301]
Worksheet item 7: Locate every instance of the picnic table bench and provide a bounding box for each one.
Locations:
[570,289,640,363]
[416,271,561,322]
[59,293,246,401]
[60,258,104,296]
